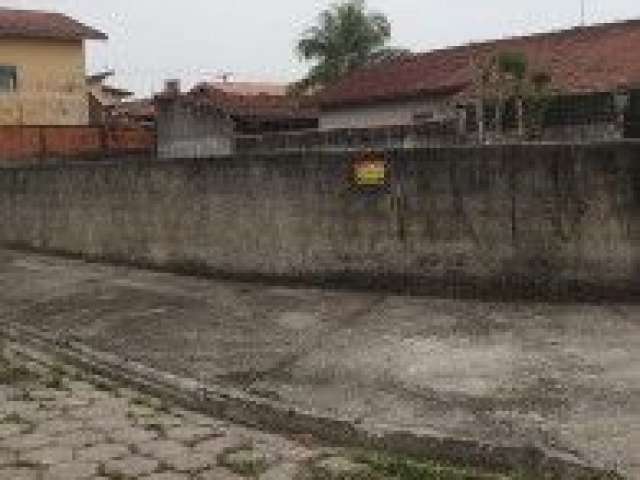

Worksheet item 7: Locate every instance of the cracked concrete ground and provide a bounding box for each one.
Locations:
[0,249,638,478]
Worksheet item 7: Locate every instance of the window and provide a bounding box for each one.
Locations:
[413,111,435,124]
[0,65,17,92]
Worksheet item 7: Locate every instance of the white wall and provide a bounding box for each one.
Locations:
[319,97,455,130]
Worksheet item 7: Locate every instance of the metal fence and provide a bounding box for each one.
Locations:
[236,121,466,154]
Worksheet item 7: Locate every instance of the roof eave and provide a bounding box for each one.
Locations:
[85,30,108,41]
[319,83,469,110]
[0,32,108,41]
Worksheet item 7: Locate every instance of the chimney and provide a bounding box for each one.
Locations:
[164,79,180,96]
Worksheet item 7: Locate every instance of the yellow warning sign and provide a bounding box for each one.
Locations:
[353,152,387,186]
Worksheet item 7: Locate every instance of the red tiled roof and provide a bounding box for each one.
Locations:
[213,82,288,97]
[184,83,317,120]
[318,18,640,108]
[0,8,107,41]
[115,99,156,118]
[102,85,134,98]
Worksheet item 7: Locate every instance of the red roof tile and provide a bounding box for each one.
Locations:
[115,99,156,118]
[318,19,640,108]
[212,82,288,97]
[183,83,317,120]
[0,8,107,41]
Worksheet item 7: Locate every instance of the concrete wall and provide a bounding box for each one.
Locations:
[156,99,234,159]
[542,122,623,142]
[0,144,638,298]
[319,97,455,130]
[0,39,89,125]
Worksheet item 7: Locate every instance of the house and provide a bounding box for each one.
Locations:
[155,80,318,158]
[317,18,640,142]
[87,70,134,125]
[0,8,107,126]
[112,99,156,128]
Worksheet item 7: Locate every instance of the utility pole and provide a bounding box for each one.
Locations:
[581,0,585,26]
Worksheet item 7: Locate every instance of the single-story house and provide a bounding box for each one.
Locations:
[316,18,640,142]
[87,70,134,125]
[0,8,107,126]
[112,99,156,128]
[155,81,318,158]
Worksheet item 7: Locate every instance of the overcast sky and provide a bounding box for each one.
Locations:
[1,0,639,96]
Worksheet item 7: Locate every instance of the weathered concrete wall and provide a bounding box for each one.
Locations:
[0,144,638,298]
[156,99,234,159]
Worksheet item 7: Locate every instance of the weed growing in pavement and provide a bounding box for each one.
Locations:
[96,463,109,476]
[43,369,65,390]
[130,395,147,406]
[217,442,268,478]
[96,463,128,479]
[0,359,36,385]
[10,458,42,469]
[143,422,168,439]
[155,460,172,473]
[17,387,35,401]
[92,377,116,392]
[157,397,172,414]
[49,362,67,377]
[1,412,30,425]
[351,450,522,480]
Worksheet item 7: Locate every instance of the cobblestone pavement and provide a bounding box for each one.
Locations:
[0,343,516,480]
[0,343,379,480]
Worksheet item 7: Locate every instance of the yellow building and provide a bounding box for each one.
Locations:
[0,8,107,125]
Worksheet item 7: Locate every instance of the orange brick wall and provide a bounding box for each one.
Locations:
[42,127,102,157]
[104,127,156,153]
[0,126,155,163]
[0,127,41,160]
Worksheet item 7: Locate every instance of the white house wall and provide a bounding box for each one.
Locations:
[319,97,454,130]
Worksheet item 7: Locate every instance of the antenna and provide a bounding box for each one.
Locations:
[581,0,585,26]
[217,72,234,83]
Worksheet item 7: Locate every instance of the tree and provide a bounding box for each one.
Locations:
[497,51,528,137]
[472,50,553,141]
[290,0,392,94]
[524,70,553,139]
[365,47,413,65]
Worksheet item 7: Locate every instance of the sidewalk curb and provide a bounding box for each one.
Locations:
[1,321,623,480]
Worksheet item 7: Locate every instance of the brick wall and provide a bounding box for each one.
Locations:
[0,125,155,164]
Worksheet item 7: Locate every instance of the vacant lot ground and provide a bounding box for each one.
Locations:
[0,250,637,478]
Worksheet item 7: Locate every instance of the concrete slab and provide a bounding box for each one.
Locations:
[0,249,638,477]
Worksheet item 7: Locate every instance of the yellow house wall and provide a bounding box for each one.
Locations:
[0,39,89,125]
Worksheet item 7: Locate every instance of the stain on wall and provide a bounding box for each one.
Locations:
[0,144,638,299]
[0,39,89,126]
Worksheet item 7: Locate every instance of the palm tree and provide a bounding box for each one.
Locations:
[291,0,392,94]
